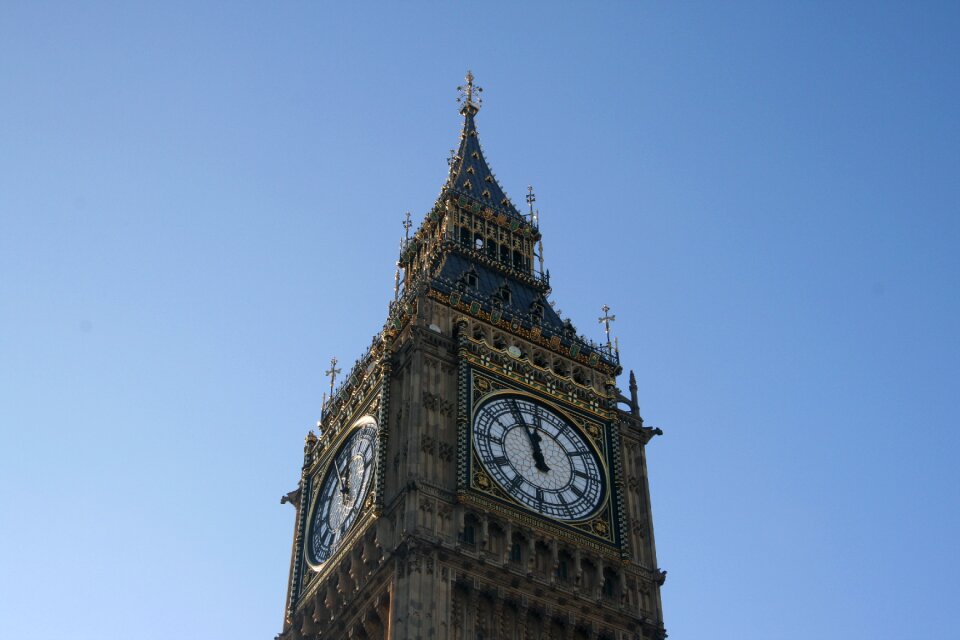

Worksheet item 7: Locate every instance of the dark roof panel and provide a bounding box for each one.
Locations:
[436,253,564,331]
[442,113,524,221]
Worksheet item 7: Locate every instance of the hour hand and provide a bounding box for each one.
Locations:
[530,436,550,472]
[525,421,550,472]
[529,412,551,472]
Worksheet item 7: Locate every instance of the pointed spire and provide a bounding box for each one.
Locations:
[443,71,524,221]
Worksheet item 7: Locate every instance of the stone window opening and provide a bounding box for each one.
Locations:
[509,534,525,564]
[552,360,568,377]
[557,550,574,584]
[602,567,619,600]
[460,514,479,548]
[572,367,587,385]
[534,541,552,577]
[486,523,504,557]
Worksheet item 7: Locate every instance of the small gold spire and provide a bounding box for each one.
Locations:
[457,70,483,114]
[599,305,617,352]
[324,357,341,403]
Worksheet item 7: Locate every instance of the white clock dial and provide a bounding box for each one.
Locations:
[307,418,377,566]
[472,393,605,521]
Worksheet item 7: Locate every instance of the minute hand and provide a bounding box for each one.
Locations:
[510,401,550,472]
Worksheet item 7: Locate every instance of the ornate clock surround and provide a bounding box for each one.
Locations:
[287,353,392,618]
[304,415,379,569]
[456,323,627,555]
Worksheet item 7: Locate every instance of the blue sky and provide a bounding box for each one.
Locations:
[1,2,958,639]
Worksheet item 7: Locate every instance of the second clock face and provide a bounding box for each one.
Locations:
[473,393,605,521]
[308,419,377,566]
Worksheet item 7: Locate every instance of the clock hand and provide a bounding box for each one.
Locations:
[529,430,551,472]
[333,459,350,496]
[530,409,551,472]
[510,400,551,472]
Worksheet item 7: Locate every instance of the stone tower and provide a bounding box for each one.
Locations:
[278,73,667,640]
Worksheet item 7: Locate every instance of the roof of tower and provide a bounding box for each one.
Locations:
[440,72,524,221]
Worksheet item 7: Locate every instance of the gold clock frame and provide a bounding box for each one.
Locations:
[460,364,622,550]
[303,414,379,572]
[470,387,611,524]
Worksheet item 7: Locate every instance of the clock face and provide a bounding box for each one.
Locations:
[472,393,605,521]
[307,418,378,566]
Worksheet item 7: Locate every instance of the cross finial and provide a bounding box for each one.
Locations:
[394,237,403,301]
[457,70,482,114]
[324,357,341,402]
[402,212,412,240]
[526,185,536,219]
[599,305,617,351]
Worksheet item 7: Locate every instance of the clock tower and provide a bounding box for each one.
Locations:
[278,73,667,640]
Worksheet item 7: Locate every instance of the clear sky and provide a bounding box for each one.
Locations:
[1,2,958,639]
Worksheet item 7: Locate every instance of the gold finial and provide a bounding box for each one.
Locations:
[457,70,482,114]
[325,357,341,402]
[599,305,617,352]
[394,237,403,301]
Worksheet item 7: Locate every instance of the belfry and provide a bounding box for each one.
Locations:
[278,73,667,640]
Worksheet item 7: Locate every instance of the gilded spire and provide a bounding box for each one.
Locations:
[324,357,341,402]
[457,70,482,115]
[599,305,617,352]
